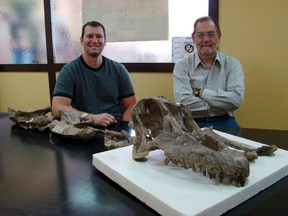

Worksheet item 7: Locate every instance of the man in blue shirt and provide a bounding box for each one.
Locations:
[52,21,136,127]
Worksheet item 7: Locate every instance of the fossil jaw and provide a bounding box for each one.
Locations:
[129,96,276,187]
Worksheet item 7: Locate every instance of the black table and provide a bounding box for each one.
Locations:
[0,112,288,216]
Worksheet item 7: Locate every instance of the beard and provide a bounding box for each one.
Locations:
[84,45,104,58]
[199,46,217,58]
[88,52,101,58]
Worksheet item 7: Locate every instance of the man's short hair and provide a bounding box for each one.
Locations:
[193,16,221,34]
[81,21,106,39]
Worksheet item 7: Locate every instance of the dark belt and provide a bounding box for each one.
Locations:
[194,114,233,122]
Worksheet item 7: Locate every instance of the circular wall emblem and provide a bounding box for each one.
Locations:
[184,43,194,53]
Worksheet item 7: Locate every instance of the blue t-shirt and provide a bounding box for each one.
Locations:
[53,55,135,120]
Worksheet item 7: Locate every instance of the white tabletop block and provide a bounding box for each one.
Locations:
[92,131,288,216]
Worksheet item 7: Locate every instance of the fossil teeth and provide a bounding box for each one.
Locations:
[171,158,177,166]
[208,173,213,179]
[202,169,206,176]
[191,164,196,172]
[194,165,200,173]
[184,160,191,169]
[164,157,171,165]
[176,160,182,167]
[218,171,224,182]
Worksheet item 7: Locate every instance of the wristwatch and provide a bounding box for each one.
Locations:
[80,112,89,121]
[194,88,201,97]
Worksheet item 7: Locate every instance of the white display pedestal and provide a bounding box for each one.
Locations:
[93,131,288,216]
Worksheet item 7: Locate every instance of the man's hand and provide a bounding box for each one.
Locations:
[90,113,117,127]
[193,88,204,97]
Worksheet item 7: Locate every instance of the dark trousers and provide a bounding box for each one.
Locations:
[194,115,241,136]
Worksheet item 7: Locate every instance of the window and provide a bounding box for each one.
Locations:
[51,0,208,63]
[0,0,46,64]
[0,0,217,100]
[0,0,213,65]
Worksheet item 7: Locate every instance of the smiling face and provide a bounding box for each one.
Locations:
[192,20,221,61]
[80,25,106,57]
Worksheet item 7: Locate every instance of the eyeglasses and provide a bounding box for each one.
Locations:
[195,32,217,40]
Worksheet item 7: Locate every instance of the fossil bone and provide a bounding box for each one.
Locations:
[48,110,103,140]
[129,96,277,187]
[7,107,131,142]
[104,130,132,149]
[8,106,52,129]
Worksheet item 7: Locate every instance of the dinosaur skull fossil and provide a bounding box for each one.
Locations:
[129,96,277,187]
